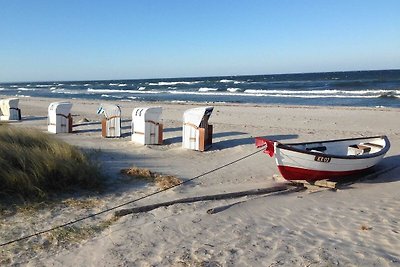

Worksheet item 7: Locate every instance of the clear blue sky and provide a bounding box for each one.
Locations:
[1,0,399,82]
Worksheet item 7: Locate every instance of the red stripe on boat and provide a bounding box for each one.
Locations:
[277,165,368,181]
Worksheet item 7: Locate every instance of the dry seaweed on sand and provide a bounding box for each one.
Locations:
[120,166,182,189]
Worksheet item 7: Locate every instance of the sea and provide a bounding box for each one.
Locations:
[1,69,399,108]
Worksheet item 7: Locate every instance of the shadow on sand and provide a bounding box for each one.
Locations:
[163,127,182,133]
[321,155,400,190]
[213,134,299,150]
[163,131,250,146]
[359,155,400,184]
[22,116,47,121]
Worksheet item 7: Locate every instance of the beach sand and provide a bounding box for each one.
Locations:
[1,95,400,266]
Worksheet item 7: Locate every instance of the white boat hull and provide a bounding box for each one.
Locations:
[257,136,390,181]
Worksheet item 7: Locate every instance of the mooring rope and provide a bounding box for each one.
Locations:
[0,148,265,247]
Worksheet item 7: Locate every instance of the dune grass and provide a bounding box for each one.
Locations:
[0,126,105,200]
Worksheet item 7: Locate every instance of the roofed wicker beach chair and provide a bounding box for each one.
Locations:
[0,98,21,121]
[48,102,73,133]
[131,106,163,145]
[182,106,213,151]
[97,103,121,138]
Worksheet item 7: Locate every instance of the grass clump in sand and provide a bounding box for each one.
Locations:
[0,216,119,265]
[0,126,105,200]
[120,166,182,190]
[44,217,119,247]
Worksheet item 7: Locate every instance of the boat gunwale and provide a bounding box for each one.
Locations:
[275,135,390,160]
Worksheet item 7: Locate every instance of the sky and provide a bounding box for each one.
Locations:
[0,0,399,82]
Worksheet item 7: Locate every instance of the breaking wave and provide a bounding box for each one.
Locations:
[198,87,218,92]
[87,88,161,94]
[148,81,200,86]
[227,88,242,92]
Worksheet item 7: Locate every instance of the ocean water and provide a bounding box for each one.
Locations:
[1,69,399,108]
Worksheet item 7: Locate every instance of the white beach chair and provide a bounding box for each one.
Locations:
[0,98,21,121]
[97,103,121,138]
[131,107,163,145]
[47,102,73,134]
[182,106,214,151]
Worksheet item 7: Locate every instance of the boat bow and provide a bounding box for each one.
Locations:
[255,137,276,157]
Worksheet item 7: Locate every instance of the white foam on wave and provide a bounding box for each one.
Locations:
[168,89,391,99]
[100,94,122,99]
[198,87,218,92]
[109,83,127,87]
[32,84,52,88]
[227,88,242,92]
[268,94,378,99]
[0,88,4,90]
[84,84,91,86]
[15,94,30,98]
[51,89,81,95]
[244,89,342,95]
[243,89,400,97]
[171,100,195,103]
[219,79,244,84]
[138,87,146,90]
[331,89,400,95]
[148,81,200,86]
[17,87,36,91]
[170,90,247,97]
[87,88,161,94]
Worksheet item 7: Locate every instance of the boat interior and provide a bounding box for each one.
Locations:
[296,137,386,156]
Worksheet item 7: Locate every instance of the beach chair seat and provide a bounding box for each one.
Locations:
[98,103,121,138]
[131,107,163,145]
[48,102,73,133]
[0,98,21,121]
[182,106,213,151]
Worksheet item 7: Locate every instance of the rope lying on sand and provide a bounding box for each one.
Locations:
[0,148,265,247]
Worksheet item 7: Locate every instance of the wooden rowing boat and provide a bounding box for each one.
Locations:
[255,135,390,181]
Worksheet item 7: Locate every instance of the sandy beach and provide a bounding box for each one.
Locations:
[1,95,400,266]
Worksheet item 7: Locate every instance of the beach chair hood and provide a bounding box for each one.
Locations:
[48,102,72,115]
[131,106,163,145]
[183,106,213,127]
[98,103,121,118]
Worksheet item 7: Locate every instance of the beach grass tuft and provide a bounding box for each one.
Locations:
[44,217,119,247]
[0,125,105,200]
